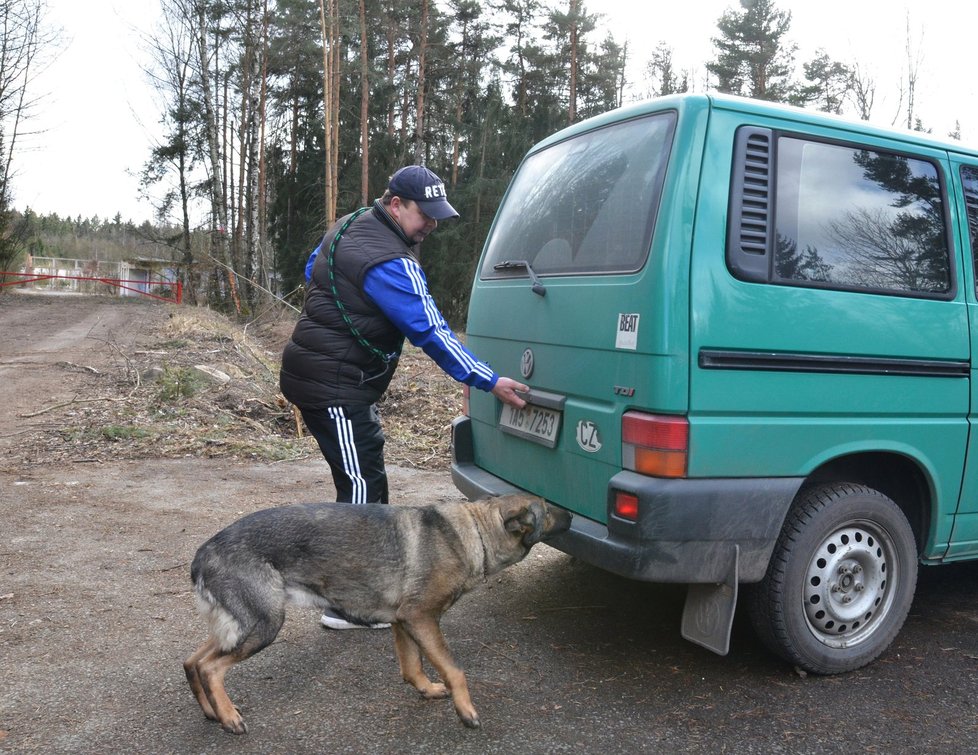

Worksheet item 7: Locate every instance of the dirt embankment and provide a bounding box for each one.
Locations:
[0,291,462,469]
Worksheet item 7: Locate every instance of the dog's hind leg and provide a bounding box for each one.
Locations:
[196,645,252,734]
[184,638,220,721]
[188,606,286,735]
[392,623,449,700]
[399,617,480,729]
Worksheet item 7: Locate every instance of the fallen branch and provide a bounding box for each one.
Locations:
[0,427,47,439]
[57,361,102,375]
[87,334,141,389]
[18,395,131,418]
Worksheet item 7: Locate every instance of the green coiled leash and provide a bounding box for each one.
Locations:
[326,207,403,366]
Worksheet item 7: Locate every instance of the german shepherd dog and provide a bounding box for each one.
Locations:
[184,494,572,733]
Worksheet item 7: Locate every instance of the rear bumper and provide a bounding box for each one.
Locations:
[451,416,803,583]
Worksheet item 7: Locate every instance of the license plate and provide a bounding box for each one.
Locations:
[499,402,562,448]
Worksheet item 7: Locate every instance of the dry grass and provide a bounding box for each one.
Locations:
[17,304,462,471]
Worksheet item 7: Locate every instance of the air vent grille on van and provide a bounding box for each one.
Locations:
[727,126,774,282]
[739,134,771,254]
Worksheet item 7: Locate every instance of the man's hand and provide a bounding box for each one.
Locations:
[491,376,529,408]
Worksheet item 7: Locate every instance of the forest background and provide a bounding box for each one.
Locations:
[0,0,959,324]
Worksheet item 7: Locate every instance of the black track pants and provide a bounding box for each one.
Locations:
[300,404,389,504]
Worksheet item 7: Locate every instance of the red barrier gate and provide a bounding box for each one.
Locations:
[0,271,182,304]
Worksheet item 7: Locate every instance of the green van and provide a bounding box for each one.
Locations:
[451,93,978,674]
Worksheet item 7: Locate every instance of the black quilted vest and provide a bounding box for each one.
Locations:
[280,202,418,407]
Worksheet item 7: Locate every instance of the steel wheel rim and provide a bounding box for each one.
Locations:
[803,519,898,649]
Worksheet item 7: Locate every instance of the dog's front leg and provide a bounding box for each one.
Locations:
[399,617,480,728]
[392,623,449,699]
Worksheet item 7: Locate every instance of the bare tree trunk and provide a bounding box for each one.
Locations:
[616,40,627,108]
[474,108,489,226]
[568,0,578,124]
[319,0,333,225]
[515,16,528,117]
[236,108,248,288]
[902,13,923,130]
[450,13,468,189]
[330,0,340,220]
[358,0,369,205]
[385,3,396,138]
[318,0,336,224]
[241,0,264,297]
[256,0,269,288]
[222,76,231,241]
[235,0,255,291]
[400,78,409,144]
[287,93,300,245]
[413,0,429,162]
[451,95,462,188]
[196,0,239,312]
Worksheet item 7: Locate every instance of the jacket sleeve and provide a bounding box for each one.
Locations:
[363,258,498,391]
[304,238,323,282]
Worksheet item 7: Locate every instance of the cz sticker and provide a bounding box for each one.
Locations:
[576,420,602,453]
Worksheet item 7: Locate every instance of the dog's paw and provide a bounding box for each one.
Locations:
[453,699,481,729]
[220,715,248,735]
[420,682,450,700]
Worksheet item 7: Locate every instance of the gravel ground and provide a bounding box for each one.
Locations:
[4,293,978,754]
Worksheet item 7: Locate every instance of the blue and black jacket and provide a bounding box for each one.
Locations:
[280,201,497,408]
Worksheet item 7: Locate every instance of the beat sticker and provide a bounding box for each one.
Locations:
[615,313,640,350]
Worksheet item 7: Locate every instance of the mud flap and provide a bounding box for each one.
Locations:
[680,545,739,656]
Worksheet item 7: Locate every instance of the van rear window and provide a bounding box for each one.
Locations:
[480,113,676,278]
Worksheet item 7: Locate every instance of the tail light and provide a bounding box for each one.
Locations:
[461,384,470,416]
[622,411,688,478]
[613,491,640,521]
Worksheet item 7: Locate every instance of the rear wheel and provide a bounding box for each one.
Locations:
[747,482,918,674]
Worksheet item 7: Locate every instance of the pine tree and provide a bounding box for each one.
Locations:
[707,0,799,103]
[800,50,852,114]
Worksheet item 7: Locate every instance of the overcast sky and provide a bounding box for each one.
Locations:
[12,0,974,224]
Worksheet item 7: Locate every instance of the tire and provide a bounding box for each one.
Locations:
[746,482,918,675]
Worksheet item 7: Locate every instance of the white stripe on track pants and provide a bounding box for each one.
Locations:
[299,404,389,504]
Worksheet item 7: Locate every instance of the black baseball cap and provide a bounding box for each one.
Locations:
[387,166,459,220]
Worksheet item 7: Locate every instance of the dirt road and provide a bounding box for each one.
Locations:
[3,293,978,754]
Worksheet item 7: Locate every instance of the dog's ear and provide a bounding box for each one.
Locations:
[503,498,547,546]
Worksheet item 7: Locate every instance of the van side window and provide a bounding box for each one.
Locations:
[480,113,676,278]
[961,166,978,289]
[729,129,951,297]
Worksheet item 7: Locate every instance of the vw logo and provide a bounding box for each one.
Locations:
[520,348,534,379]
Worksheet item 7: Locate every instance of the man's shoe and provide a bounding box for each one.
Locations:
[321,611,391,630]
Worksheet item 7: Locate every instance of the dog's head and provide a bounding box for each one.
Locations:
[495,495,572,548]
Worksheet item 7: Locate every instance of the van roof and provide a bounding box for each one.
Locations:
[530,92,978,160]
